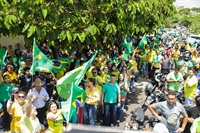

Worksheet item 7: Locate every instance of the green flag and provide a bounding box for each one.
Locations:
[51,58,70,73]
[30,39,53,74]
[56,51,97,99]
[138,35,148,54]
[61,83,86,122]
[123,38,132,55]
[0,49,7,69]
[150,40,159,50]
[122,52,129,61]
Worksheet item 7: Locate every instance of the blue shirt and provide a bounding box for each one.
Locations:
[196,72,200,90]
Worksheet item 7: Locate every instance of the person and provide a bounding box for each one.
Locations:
[162,53,172,75]
[0,72,14,131]
[172,47,180,69]
[183,95,200,133]
[147,47,156,80]
[116,73,129,126]
[84,78,100,125]
[151,51,163,79]
[29,78,50,125]
[18,67,32,92]
[3,64,18,86]
[7,88,28,133]
[101,74,120,127]
[166,67,183,92]
[20,92,41,133]
[148,91,188,133]
[190,117,200,133]
[184,69,198,106]
[46,101,64,133]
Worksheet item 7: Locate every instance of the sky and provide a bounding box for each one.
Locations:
[174,0,200,8]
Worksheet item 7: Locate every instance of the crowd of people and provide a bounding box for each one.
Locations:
[0,28,200,133]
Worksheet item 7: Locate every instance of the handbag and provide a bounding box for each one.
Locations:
[167,106,179,125]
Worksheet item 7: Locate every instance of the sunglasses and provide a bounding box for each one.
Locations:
[18,96,25,98]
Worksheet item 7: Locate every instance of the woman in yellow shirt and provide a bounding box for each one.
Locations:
[7,89,27,133]
[84,78,100,125]
[47,101,64,133]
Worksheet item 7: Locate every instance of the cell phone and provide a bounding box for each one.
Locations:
[11,95,15,101]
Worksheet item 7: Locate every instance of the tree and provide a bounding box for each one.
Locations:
[0,0,176,49]
[176,8,200,34]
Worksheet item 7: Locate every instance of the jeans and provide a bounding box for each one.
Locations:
[129,80,134,91]
[116,101,125,121]
[185,97,193,106]
[83,103,96,125]
[104,102,117,126]
[0,117,3,130]
[36,106,46,125]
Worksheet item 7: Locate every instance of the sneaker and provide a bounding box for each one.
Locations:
[95,120,101,126]
[116,120,120,127]
[110,124,115,128]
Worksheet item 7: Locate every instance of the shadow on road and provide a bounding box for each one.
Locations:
[120,85,143,123]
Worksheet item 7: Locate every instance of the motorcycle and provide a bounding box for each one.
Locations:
[124,107,147,131]
[145,70,166,97]
[142,90,166,112]
[124,107,161,131]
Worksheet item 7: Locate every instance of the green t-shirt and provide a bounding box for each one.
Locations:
[167,72,183,92]
[0,82,14,102]
[102,82,120,103]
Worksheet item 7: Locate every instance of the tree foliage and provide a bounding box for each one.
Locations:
[0,0,176,49]
[173,8,200,34]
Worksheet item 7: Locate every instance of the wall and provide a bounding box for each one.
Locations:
[0,34,25,48]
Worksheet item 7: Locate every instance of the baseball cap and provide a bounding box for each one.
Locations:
[11,87,19,93]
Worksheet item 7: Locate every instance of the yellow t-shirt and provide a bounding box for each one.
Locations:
[100,72,110,83]
[56,68,66,80]
[184,76,198,99]
[10,101,27,132]
[129,60,138,70]
[86,66,96,79]
[147,50,156,63]
[47,111,64,133]
[185,44,191,51]
[3,71,17,85]
[172,50,180,60]
[85,87,100,105]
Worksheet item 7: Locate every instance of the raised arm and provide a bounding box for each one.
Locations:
[26,92,33,117]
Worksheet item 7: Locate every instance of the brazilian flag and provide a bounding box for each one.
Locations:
[52,58,70,73]
[150,40,159,50]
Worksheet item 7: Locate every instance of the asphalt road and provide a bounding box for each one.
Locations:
[116,78,152,130]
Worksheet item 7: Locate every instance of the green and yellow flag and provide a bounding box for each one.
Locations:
[122,37,132,61]
[138,35,148,54]
[61,83,86,122]
[51,58,70,73]
[30,39,53,75]
[57,52,97,122]
[0,49,7,69]
[150,40,159,50]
